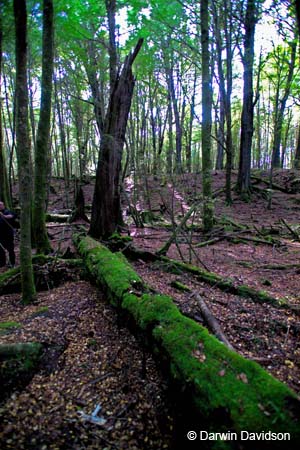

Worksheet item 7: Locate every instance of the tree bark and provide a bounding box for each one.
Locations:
[272,39,297,168]
[201,0,214,231]
[236,0,257,196]
[89,39,143,238]
[294,122,300,169]
[32,0,54,254]
[13,0,36,303]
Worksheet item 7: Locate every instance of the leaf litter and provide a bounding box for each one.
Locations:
[0,282,174,449]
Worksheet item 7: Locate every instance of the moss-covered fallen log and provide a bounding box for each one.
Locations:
[112,243,298,313]
[75,234,300,448]
[0,342,43,359]
[0,342,43,398]
[158,256,298,312]
[46,213,71,223]
[0,256,83,295]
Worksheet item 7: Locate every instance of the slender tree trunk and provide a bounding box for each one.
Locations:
[106,0,118,95]
[293,122,300,169]
[280,109,292,168]
[186,69,197,173]
[167,99,173,174]
[272,39,297,168]
[163,47,182,174]
[201,0,214,232]
[167,66,182,173]
[32,0,54,254]
[236,0,257,197]
[13,0,36,303]
[0,12,10,207]
[85,40,105,136]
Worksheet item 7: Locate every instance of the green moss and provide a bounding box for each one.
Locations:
[30,306,49,318]
[170,280,190,291]
[0,266,20,285]
[121,292,300,434]
[107,232,133,243]
[77,236,143,304]
[75,235,300,441]
[0,321,21,330]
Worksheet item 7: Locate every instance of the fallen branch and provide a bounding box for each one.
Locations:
[250,175,292,193]
[228,235,282,246]
[157,202,199,255]
[193,292,235,351]
[170,280,234,350]
[280,218,300,240]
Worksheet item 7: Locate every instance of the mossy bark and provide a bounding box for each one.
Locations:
[75,234,300,445]
[13,0,36,304]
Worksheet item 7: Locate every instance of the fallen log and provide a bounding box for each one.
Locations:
[250,175,292,193]
[74,234,300,445]
[0,342,43,359]
[46,213,70,223]
[118,244,297,313]
[159,255,297,312]
[280,218,300,240]
[0,256,83,295]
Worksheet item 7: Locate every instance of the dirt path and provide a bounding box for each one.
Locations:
[0,282,174,449]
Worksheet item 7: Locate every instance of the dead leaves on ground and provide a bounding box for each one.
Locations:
[0,282,173,449]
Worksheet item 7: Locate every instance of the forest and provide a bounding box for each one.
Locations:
[0,0,300,448]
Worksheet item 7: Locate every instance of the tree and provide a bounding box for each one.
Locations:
[271,39,297,168]
[13,0,36,303]
[201,0,214,231]
[89,1,143,240]
[294,122,300,168]
[236,0,260,196]
[32,0,54,254]
[212,0,235,204]
[0,8,10,207]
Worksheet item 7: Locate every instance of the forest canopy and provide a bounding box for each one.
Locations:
[1,0,299,189]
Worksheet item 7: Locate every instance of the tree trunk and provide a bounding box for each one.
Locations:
[89,39,143,238]
[0,12,11,207]
[294,121,300,169]
[32,0,54,254]
[236,0,257,196]
[272,39,297,169]
[106,0,118,95]
[13,0,36,303]
[165,62,182,174]
[201,0,214,232]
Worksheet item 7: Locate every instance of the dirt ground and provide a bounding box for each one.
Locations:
[0,169,300,448]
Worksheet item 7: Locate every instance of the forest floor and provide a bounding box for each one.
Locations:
[0,169,300,448]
